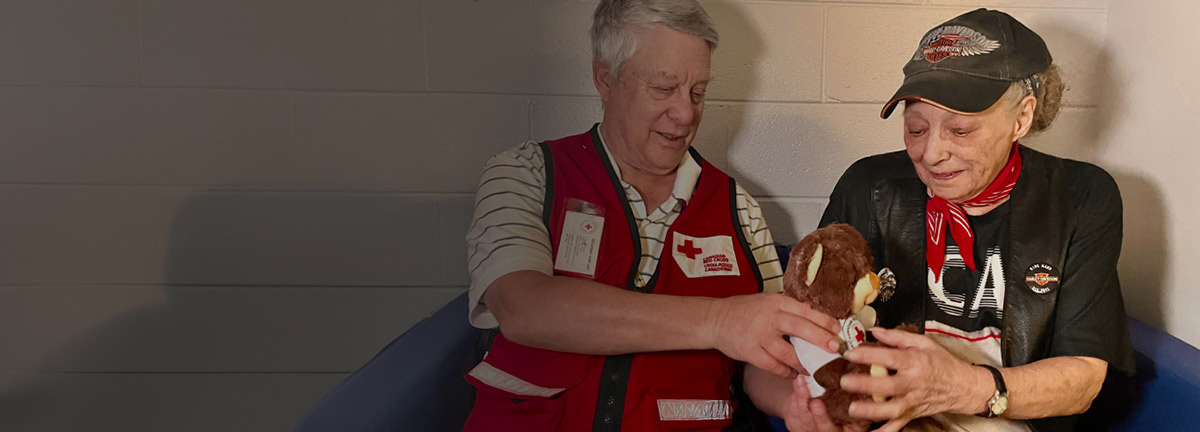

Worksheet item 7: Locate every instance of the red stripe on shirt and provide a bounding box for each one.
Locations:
[925,328,1002,342]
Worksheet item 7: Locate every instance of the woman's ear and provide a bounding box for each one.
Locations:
[1012,94,1037,140]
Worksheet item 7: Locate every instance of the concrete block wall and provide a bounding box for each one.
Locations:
[0,0,1128,430]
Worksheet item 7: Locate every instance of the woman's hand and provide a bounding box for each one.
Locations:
[838,328,993,432]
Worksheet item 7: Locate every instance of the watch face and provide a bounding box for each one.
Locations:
[991,394,1009,415]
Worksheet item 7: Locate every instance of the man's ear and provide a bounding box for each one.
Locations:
[593,59,614,104]
[1012,94,1037,140]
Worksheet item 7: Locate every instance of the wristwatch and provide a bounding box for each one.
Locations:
[976,364,1009,418]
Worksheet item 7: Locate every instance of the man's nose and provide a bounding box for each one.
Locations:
[666,91,696,125]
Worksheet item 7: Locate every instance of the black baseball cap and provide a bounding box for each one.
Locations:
[880,9,1052,118]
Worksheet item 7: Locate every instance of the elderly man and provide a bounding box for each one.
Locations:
[462,0,840,431]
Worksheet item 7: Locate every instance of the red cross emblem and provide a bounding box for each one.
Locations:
[855,327,865,344]
[677,239,703,259]
[581,221,595,233]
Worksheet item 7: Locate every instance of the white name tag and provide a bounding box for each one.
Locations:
[671,233,740,278]
[554,210,604,278]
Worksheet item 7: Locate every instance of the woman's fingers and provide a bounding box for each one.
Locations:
[869,327,933,349]
[849,398,907,421]
[840,372,901,397]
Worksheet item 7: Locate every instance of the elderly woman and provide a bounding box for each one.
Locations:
[749,9,1136,432]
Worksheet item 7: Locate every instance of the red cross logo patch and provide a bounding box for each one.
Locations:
[670,233,740,278]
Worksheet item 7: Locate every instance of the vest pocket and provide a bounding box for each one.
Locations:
[463,333,591,430]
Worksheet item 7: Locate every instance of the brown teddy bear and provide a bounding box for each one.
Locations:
[784,223,899,427]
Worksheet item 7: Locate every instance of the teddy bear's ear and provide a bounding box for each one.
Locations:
[805,243,823,286]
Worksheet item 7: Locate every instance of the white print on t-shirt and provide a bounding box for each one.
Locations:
[927,246,1006,319]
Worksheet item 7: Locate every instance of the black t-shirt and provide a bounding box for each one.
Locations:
[926,202,1010,334]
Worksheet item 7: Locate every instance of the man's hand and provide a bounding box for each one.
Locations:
[837,328,991,432]
[707,293,841,378]
[781,375,869,432]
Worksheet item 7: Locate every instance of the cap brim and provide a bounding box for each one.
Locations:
[880,70,1013,119]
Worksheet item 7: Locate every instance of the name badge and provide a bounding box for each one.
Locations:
[671,232,740,278]
[554,199,605,278]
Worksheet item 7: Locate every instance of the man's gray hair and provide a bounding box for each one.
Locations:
[591,0,719,79]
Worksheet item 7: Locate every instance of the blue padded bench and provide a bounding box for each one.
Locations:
[295,292,1200,431]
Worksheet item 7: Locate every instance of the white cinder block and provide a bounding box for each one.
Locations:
[701,102,904,198]
[439,196,475,287]
[425,0,597,95]
[293,94,529,192]
[756,197,830,245]
[0,88,292,186]
[0,188,447,286]
[1003,8,1107,107]
[160,192,444,286]
[0,0,138,85]
[142,0,424,90]
[0,285,462,372]
[693,104,733,172]
[530,97,604,141]
[826,7,967,103]
[1020,107,1103,164]
[929,0,1107,7]
[0,372,345,432]
[691,102,742,172]
[799,0,919,4]
[704,1,823,102]
[0,186,174,285]
[0,87,55,167]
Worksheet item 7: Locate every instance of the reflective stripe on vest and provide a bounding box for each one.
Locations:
[656,399,732,422]
[467,361,567,398]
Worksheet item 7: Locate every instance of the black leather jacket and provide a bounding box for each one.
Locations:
[820,146,1135,432]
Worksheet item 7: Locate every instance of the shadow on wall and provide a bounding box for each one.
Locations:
[0,192,446,432]
[1087,44,1170,332]
[1027,21,1170,329]
[1109,174,1169,329]
[700,2,779,229]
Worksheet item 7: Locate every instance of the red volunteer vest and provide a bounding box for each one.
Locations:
[464,126,763,432]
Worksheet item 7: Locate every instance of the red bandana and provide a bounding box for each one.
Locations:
[926,143,1022,281]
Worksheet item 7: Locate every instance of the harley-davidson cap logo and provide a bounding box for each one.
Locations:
[915,25,1001,63]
